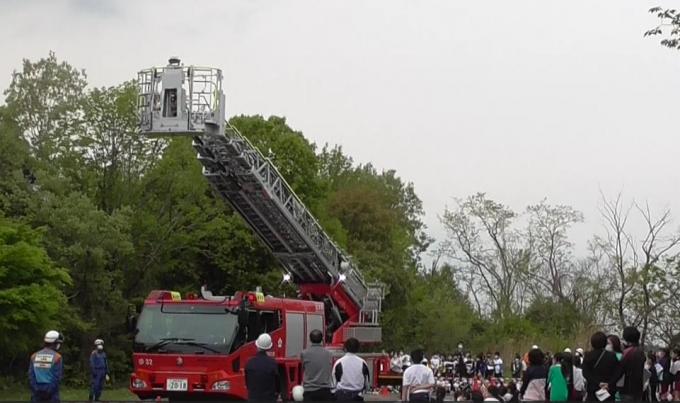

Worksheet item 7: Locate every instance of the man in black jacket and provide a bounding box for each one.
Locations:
[616,326,646,401]
[582,332,620,401]
[245,333,280,402]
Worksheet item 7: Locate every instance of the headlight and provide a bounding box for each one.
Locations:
[211,381,231,391]
[132,378,148,389]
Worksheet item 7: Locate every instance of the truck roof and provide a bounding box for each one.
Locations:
[143,289,324,314]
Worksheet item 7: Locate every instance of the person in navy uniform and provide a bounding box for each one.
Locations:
[29,330,64,402]
[245,333,280,402]
[89,339,110,401]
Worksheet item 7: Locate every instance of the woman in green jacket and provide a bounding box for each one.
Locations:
[548,353,573,401]
[607,334,624,401]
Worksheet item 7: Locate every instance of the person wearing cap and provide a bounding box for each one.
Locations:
[245,333,280,402]
[29,330,64,402]
[300,329,333,401]
[89,339,109,401]
[574,348,584,368]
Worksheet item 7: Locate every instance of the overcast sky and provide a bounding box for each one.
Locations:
[2,0,679,263]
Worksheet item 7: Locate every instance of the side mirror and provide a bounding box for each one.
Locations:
[238,308,249,328]
[127,315,137,333]
[126,305,138,333]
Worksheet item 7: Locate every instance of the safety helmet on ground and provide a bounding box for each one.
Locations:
[44,330,62,344]
[292,385,304,401]
[255,333,273,351]
[94,339,104,346]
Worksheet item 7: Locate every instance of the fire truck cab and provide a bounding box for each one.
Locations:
[131,289,325,400]
[131,289,392,400]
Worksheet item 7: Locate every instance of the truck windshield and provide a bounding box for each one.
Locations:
[134,304,238,354]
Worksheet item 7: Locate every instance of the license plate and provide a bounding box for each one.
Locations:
[166,378,188,391]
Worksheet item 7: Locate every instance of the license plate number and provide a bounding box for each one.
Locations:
[166,378,188,391]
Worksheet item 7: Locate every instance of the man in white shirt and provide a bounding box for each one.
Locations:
[333,338,369,401]
[391,352,403,374]
[402,349,435,402]
[493,352,503,378]
[430,354,441,372]
[401,351,413,371]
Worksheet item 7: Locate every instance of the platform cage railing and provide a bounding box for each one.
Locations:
[137,58,225,136]
[358,282,385,326]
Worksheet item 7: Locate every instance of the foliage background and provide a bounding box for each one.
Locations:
[0,53,677,387]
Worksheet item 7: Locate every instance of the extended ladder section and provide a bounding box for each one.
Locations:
[137,59,383,342]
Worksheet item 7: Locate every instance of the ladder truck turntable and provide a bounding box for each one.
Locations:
[129,58,394,401]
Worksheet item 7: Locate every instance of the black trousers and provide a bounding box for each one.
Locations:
[303,388,334,401]
[409,392,430,402]
[334,389,363,401]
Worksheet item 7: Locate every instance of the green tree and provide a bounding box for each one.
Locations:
[3,52,87,167]
[0,217,70,374]
[230,115,324,209]
[81,82,165,213]
[27,191,134,378]
[130,137,280,297]
[0,106,34,217]
[316,146,436,350]
[405,265,475,352]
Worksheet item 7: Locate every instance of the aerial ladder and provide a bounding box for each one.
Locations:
[137,58,384,345]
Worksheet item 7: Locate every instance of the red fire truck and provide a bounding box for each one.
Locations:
[129,58,393,401]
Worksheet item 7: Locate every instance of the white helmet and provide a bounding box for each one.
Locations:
[292,385,304,401]
[564,348,572,353]
[44,330,61,344]
[255,333,273,351]
[94,339,104,346]
[531,345,539,350]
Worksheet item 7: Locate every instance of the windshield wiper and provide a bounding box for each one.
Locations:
[174,341,222,354]
[145,338,222,354]
[146,337,195,352]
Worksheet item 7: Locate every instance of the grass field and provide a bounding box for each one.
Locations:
[0,386,137,401]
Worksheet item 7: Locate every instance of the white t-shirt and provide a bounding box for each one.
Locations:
[494,358,503,374]
[333,353,368,392]
[391,356,403,373]
[403,363,435,395]
[573,367,585,392]
[401,354,412,367]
